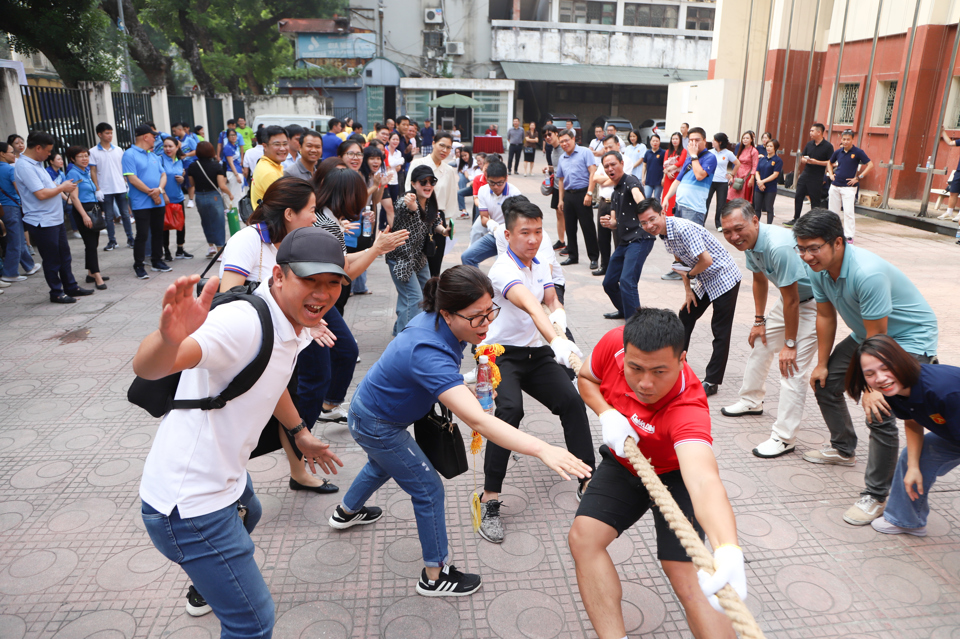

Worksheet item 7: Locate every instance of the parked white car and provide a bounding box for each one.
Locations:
[251,114,334,134]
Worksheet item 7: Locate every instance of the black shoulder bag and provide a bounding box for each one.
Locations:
[413,403,469,479]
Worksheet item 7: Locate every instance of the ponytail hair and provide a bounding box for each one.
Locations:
[420,265,494,327]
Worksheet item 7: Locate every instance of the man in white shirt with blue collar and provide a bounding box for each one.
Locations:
[476,200,595,545]
[461,160,521,268]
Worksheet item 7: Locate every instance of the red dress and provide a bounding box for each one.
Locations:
[728,145,759,200]
[662,149,687,216]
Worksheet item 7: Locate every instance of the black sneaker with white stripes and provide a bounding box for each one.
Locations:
[416,565,482,597]
[328,504,383,529]
[185,585,212,617]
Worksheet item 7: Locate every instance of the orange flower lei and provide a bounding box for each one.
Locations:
[470,344,504,453]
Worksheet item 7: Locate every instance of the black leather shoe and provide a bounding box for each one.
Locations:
[65,287,94,297]
[559,248,569,256]
[289,478,339,493]
[589,260,599,270]
[592,268,606,276]
[85,275,110,283]
[95,283,108,291]
[603,311,623,319]
[702,382,719,397]
[559,258,578,266]
[51,294,77,304]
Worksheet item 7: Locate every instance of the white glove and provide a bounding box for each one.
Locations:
[697,545,747,613]
[599,409,634,457]
[485,217,499,233]
[95,190,104,202]
[550,336,582,368]
[548,308,567,335]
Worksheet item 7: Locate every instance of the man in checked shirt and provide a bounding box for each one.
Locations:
[638,198,741,397]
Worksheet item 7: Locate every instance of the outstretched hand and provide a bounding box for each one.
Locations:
[537,444,592,482]
[159,275,219,346]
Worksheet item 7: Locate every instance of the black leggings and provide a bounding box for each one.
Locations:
[706,181,728,229]
[71,209,101,274]
[755,188,777,224]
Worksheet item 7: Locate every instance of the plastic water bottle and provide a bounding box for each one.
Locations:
[955,227,960,245]
[362,207,373,237]
[926,156,933,170]
[476,355,495,414]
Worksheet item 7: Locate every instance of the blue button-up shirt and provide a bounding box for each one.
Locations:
[160,154,185,204]
[122,145,163,211]
[555,145,594,190]
[887,364,960,443]
[744,225,813,301]
[66,165,97,204]
[14,155,64,227]
[808,244,938,356]
[660,216,741,300]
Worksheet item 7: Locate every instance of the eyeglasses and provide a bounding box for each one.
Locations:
[453,304,501,328]
[344,151,363,158]
[794,241,828,256]
[416,177,438,186]
[488,179,506,187]
[436,143,452,151]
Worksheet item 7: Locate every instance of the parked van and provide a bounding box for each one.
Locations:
[251,114,334,134]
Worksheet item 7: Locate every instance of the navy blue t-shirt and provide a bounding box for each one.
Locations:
[643,148,666,187]
[352,311,467,424]
[830,145,870,187]
[887,364,960,444]
[421,127,435,147]
[755,154,783,193]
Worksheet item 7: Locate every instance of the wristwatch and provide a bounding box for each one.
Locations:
[285,420,308,437]
[784,339,797,349]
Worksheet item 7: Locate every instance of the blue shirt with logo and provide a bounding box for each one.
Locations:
[887,364,960,443]
[675,149,717,213]
[755,154,783,193]
[179,134,198,169]
[642,148,666,188]
[829,145,870,187]
[66,165,97,204]
[122,145,164,210]
[160,154,185,204]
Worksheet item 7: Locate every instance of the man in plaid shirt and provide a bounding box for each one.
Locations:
[638,198,741,396]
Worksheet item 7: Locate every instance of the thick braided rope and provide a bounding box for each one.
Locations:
[552,319,765,639]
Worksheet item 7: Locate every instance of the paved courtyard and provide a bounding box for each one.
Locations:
[1,169,959,639]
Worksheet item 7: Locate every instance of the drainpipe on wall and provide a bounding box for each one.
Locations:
[918,21,960,217]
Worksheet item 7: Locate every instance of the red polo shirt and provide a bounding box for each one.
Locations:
[588,326,713,476]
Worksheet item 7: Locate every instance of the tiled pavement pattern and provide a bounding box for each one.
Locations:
[1,171,959,639]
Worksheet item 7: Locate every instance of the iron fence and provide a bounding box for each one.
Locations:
[333,107,357,124]
[206,98,224,142]
[111,92,154,149]
[20,85,95,152]
[168,95,194,128]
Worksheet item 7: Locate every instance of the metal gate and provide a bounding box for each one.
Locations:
[333,107,357,123]
[112,92,154,149]
[206,98,224,142]
[232,99,245,121]
[168,95,194,128]
[20,85,95,151]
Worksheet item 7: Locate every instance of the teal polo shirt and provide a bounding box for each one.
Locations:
[744,225,813,301]
[808,245,938,356]
[121,145,163,211]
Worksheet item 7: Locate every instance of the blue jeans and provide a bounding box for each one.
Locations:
[351,270,368,294]
[103,193,134,244]
[196,191,226,246]
[884,432,960,529]
[387,259,430,335]
[643,184,663,200]
[1,205,36,278]
[674,203,706,226]
[460,233,498,268]
[602,239,655,318]
[296,306,358,425]
[342,396,448,567]
[457,174,472,211]
[141,473,272,639]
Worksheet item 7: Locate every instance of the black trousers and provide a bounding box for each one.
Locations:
[162,227,186,254]
[562,188,599,262]
[507,143,523,172]
[793,175,823,221]
[755,188,777,224]
[678,281,740,386]
[23,222,78,298]
[596,199,618,270]
[427,210,447,278]
[71,210,101,274]
[484,345,596,493]
[133,207,165,268]
[706,181,728,229]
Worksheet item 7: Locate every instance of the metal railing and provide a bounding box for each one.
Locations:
[333,107,357,123]
[206,98,224,143]
[168,95,194,128]
[112,92,154,149]
[20,85,95,152]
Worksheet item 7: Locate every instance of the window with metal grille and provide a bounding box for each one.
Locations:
[835,83,859,125]
[423,31,443,49]
[685,7,715,30]
[559,0,613,23]
[872,80,897,126]
[624,4,678,27]
[559,0,587,22]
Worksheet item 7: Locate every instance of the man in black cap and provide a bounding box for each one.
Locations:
[133,227,348,635]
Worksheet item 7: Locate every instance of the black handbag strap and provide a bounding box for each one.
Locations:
[199,246,226,280]
[170,292,274,410]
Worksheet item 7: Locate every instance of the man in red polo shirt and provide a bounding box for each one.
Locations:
[569,307,746,639]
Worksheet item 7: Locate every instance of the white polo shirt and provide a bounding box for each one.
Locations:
[88,143,127,194]
[493,224,564,287]
[483,247,554,348]
[477,182,521,224]
[139,280,311,518]
[243,145,265,176]
[219,223,278,284]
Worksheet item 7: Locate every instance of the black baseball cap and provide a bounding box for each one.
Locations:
[134,124,154,138]
[276,227,351,283]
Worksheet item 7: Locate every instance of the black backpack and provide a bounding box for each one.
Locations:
[127,289,274,418]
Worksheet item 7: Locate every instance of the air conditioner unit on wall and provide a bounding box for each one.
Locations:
[445,42,464,55]
[424,8,443,23]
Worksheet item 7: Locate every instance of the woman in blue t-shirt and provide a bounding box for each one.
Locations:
[846,335,959,537]
[0,141,38,283]
[641,134,666,200]
[753,139,783,224]
[65,146,107,289]
[221,129,244,204]
[330,265,591,597]
[160,137,193,261]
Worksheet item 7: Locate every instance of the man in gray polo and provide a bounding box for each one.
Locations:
[282,130,322,181]
[506,118,524,176]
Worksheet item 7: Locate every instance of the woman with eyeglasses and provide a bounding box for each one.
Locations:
[385,165,451,334]
[337,139,364,172]
[845,335,957,537]
[328,264,591,597]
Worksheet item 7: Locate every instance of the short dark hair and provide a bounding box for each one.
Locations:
[602,134,619,145]
[227,119,237,126]
[300,129,322,145]
[623,307,686,358]
[328,118,343,130]
[688,126,707,140]
[26,131,56,149]
[792,208,844,244]
[397,115,410,124]
[195,141,216,159]
[486,161,507,179]
[560,128,577,140]
[504,200,543,231]
[284,124,304,140]
[637,197,662,216]
[263,125,287,142]
[601,150,622,164]
[65,145,87,163]
[434,131,453,144]
[247,176,316,245]
[845,335,922,402]
[353,122,363,131]
[650,134,660,142]
[543,124,559,135]
[501,194,530,218]
[95,122,113,134]
[812,123,826,133]
[720,198,757,220]
[420,265,494,323]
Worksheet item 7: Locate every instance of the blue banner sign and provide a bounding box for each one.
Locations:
[297,33,377,59]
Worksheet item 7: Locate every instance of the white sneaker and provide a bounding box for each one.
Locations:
[720,400,763,417]
[462,368,477,384]
[752,435,795,458]
[187,200,195,208]
[802,446,856,466]
[937,211,953,220]
[0,280,9,288]
[871,516,927,537]
[1,275,27,283]
[25,264,42,276]
[954,213,960,222]
[843,495,885,526]
[318,403,349,423]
